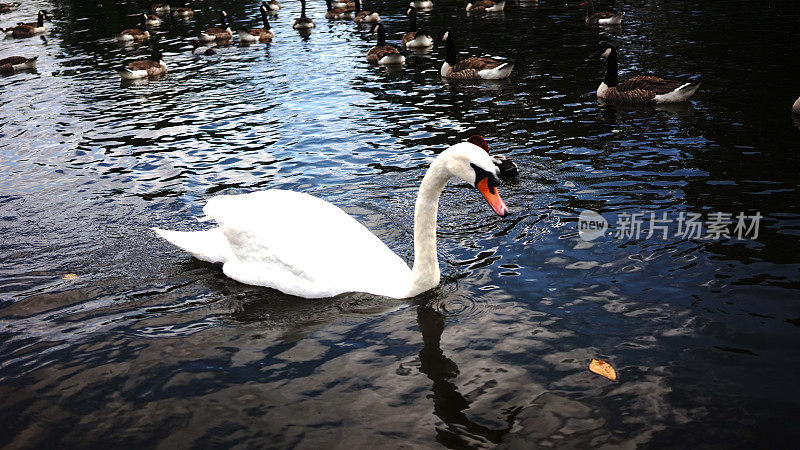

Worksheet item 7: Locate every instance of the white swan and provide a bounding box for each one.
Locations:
[153,137,510,299]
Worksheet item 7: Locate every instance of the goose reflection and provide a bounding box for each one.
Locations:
[415,302,523,446]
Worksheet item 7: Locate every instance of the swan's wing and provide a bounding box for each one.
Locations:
[203,190,411,296]
[153,227,235,264]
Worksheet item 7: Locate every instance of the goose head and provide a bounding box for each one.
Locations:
[441,136,509,217]
[436,29,450,43]
[591,41,614,59]
[219,10,229,28]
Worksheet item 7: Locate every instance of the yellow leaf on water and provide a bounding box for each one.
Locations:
[589,359,617,381]
[62,273,79,280]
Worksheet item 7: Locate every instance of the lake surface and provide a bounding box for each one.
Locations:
[1,0,799,447]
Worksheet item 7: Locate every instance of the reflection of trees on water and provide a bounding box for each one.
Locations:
[416,304,522,447]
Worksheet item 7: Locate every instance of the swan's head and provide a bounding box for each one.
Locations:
[442,136,509,217]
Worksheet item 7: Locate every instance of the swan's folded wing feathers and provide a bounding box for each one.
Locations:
[203,190,411,296]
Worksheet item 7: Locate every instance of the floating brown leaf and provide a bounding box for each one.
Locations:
[589,358,617,381]
[62,273,79,280]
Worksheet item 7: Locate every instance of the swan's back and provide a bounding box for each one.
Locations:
[203,190,412,298]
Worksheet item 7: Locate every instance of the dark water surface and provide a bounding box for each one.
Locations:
[2,0,799,447]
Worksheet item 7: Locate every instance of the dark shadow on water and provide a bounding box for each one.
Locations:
[413,298,523,447]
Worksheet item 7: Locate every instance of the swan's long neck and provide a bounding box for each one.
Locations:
[408,159,451,296]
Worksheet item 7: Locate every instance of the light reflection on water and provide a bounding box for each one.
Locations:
[1,0,799,447]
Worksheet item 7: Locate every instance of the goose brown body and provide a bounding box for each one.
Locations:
[447,57,504,79]
[366,46,400,64]
[0,55,36,74]
[127,59,166,77]
[466,0,500,13]
[120,27,149,42]
[602,76,684,103]
[0,2,20,14]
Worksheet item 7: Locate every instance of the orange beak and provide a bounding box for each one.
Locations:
[477,178,509,217]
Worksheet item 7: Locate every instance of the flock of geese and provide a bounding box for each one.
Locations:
[0,0,798,107]
[0,0,713,104]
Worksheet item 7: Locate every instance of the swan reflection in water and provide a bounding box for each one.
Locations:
[414,301,523,446]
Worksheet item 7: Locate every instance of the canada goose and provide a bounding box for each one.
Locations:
[118,13,150,42]
[263,0,281,13]
[200,10,232,41]
[146,12,161,27]
[117,47,166,80]
[0,55,36,74]
[0,2,21,14]
[326,0,353,19]
[409,0,433,10]
[582,0,624,25]
[239,5,274,43]
[437,30,513,80]
[15,10,48,32]
[190,39,215,56]
[591,42,700,103]
[793,97,800,114]
[172,0,194,18]
[353,0,380,23]
[367,23,404,65]
[401,8,432,48]
[334,0,355,9]
[293,0,315,29]
[4,10,48,37]
[149,2,170,16]
[465,0,505,14]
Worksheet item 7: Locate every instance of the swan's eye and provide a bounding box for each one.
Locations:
[470,164,499,191]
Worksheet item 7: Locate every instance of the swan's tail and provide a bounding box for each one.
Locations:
[152,227,235,264]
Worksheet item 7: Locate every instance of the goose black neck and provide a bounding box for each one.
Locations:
[139,14,146,30]
[38,11,44,27]
[301,0,307,18]
[445,35,458,66]
[376,24,386,46]
[355,0,362,14]
[325,0,332,11]
[409,9,417,31]
[585,0,594,15]
[604,48,618,87]
[220,11,228,28]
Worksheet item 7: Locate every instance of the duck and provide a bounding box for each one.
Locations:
[437,30,513,80]
[582,0,624,25]
[199,10,232,42]
[409,0,433,10]
[263,0,281,13]
[117,13,150,43]
[293,0,315,29]
[117,47,167,80]
[172,0,194,19]
[793,97,800,114]
[239,4,274,43]
[0,2,20,14]
[0,55,37,74]
[190,39,215,56]
[325,0,353,20]
[401,7,432,48]
[591,42,701,103]
[153,136,510,299]
[367,23,405,65]
[353,0,380,23]
[465,0,505,14]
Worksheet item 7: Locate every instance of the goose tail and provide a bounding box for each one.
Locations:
[609,11,625,25]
